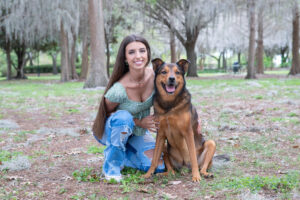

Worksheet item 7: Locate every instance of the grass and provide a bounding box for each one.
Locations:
[213,171,299,193]
[87,145,105,154]
[187,77,300,87]
[27,74,60,80]
[0,150,23,162]
[0,75,102,113]
[72,167,100,183]
[265,70,289,75]
[0,73,299,199]
[288,112,298,117]
[197,72,227,77]
[119,167,145,193]
[13,131,28,142]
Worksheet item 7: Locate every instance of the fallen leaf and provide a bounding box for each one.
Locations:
[66,149,82,155]
[6,176,23,181]
[138,188,150,193]
[61,176,72,181]
[169,180,181,185]
[91,174,97,179]
[22,181,33,186]
[228,136,239,140]
[278,170,288,174]
[161,192,177,199]
[233,143,240,148]
[79,128,88,135]
[53,155,63,158]
[292,145,299,148]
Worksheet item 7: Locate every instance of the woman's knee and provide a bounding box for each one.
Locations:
[110,110,134,127]
[109,111,134,149]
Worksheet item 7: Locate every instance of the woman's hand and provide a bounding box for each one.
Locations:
[134,115,159,132]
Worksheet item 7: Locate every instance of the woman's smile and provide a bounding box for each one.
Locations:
[125,41,148,69]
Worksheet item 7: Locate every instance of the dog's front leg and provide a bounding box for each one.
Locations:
[143,134,165,179]
[184,128,201,182]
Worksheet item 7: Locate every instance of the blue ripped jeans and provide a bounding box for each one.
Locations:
[94,110,165,177]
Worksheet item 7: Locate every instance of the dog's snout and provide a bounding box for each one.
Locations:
[169,77,175,82]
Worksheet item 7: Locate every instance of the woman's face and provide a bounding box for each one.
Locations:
[125,41,148,70]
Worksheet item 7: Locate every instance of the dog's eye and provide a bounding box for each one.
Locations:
[161,71,167,74]
[175,71,180,75]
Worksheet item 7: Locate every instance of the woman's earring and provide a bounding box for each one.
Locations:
[125,60,128,66]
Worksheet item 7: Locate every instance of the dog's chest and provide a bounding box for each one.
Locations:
[159,115,190,148]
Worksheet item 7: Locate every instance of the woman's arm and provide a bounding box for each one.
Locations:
[134,115,159,133]
[104,98,119,116]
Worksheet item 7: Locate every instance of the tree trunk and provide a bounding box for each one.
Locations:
[70,32,79,79]
[184,40,197,76]
[199,55,205,70]
[256,6,264,74]
[222,50,227,71]
[245,0,257,79]
[84,0,108,88]
[290,1,300,75]
[80,35,89,80]
[5,40,12,80]
[170,31,176,63]
[238,52,241,64]
[209,54,221,69]
[218,52,222,69]
[20,51,27,79]
[270,55,274,69]
[51,53,58,75]
[177,49,181,62]
[105,32,110,78]
[280,46,289,67]
[60,22,70,82]
[14,43,27,79]
[27,52,34,66]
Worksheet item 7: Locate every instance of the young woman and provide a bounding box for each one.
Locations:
[93,35,164,181]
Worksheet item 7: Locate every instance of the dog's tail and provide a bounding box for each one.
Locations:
[213,154,230,162]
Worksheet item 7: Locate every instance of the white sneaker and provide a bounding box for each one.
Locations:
[104,174,122,182]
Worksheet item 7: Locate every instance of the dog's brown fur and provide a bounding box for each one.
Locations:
[143,58,216,182]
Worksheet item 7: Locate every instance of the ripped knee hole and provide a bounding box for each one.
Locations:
[145,149,163,165]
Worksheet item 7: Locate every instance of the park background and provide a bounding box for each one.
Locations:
[0,0,300,199]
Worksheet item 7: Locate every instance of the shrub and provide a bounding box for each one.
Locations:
[198,68,226,73]
[0,65,17,77]
[24,64,61,74]
[24,64,81,74]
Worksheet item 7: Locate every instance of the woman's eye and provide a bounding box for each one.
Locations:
[140,49,146,53]
[128,50,135,54]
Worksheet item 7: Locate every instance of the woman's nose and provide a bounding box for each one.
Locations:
[136,51,141,58]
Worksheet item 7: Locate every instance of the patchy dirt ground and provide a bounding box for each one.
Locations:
[0,74,299,200]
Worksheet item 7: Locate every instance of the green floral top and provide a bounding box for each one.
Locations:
[104,82,154,136]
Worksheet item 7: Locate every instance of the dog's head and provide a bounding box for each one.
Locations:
[152,58,189,99]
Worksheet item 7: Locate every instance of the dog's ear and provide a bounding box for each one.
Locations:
[176,59,190,74]
[152,58,164,72]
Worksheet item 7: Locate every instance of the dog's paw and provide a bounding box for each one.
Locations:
[142,172,152,179]
[201,172,214,179]
[156,172,169,177]
[192,175,201,182]
[169,169,175,176]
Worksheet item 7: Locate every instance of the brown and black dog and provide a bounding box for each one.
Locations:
[143,58,216,182]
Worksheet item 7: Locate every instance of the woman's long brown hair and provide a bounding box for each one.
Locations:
[92,34,151,139]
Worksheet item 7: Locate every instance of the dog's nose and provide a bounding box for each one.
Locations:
[169,77,175,82]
